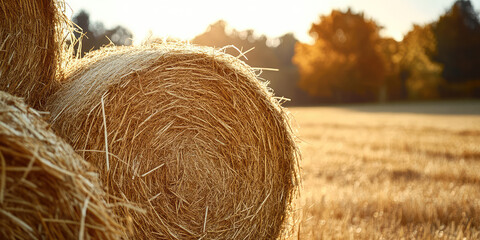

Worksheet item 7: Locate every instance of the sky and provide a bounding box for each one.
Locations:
[66,0,480,44]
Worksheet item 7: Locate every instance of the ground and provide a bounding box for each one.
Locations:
[288,100,480,239]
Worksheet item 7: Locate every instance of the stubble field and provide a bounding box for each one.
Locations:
[288,101,480,239]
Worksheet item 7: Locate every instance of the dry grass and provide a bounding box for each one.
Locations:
[0,0,72,109]
[0,91,124,239]
[47,43,300,239]
[290,101,480,239]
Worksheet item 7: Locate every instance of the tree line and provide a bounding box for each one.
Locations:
[71,10,133,57]
[73,0,480,105]
[294,0,480,103]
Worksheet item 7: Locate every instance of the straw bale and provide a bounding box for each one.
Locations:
[47,42,300,239]
[0,91,124,239]
[0,0,72,109]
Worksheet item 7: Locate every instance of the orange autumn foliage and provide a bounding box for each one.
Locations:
[293,9,387,102]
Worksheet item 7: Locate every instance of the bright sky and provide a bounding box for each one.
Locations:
[66,0,480,44]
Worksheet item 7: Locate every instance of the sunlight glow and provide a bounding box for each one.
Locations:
[67,0,479,44]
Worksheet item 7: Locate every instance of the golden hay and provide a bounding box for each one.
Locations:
[0,0,72,109]
[47,42,300,239]
[0,91,124,239]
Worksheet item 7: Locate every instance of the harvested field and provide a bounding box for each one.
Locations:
[290,101,480,239]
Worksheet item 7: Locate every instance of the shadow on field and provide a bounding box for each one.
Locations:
[340,100,480,115]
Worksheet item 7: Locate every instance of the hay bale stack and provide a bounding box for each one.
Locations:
[0,0,71,109]
[0,91,124,239]
[47,43,299,239]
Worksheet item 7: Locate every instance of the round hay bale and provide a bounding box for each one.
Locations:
[0,0,72,109]
[0,91,124,239]
[47,43,300,239]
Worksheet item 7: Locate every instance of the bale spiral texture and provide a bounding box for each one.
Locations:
[47,43,300,239]
[0,91,124,239]
[0,0,71,109]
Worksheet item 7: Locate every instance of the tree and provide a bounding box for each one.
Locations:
[293,9,386,103]
[73,10,95,56]
[274,33,297,66]
[72,10,133,57]
[193,21,314,105]
[192,20,279,68]
[191,20,234,48]
[432,0,480,83]
[378,37,404,101]
[271,33,314,105]
[400,25,443,99]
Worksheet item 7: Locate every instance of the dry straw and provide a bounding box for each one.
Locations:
[0,91,124,239]
[47,42,300,239]
[0,0,72,109]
